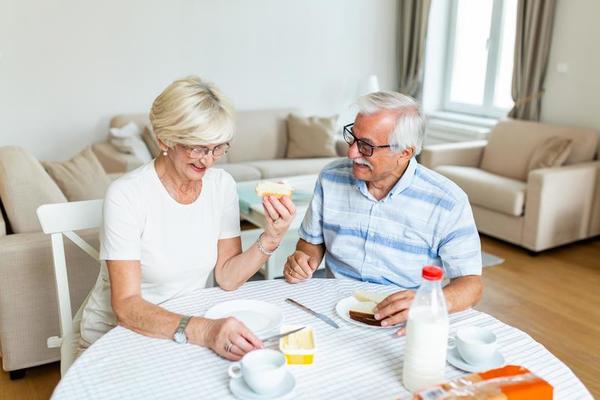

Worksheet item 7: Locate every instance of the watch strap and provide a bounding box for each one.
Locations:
[175,315,192,341]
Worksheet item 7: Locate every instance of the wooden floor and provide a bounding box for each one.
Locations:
[1,235,599,399]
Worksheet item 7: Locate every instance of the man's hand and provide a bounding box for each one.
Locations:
[283,250,319,283]
[374,290,416,336]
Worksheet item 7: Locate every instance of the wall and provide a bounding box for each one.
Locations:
[0,0,398,160]
[541,0,600,150]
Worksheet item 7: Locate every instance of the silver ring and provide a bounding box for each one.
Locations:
[225,342,233,352]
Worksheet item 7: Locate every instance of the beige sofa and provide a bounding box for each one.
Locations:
[0,147,100,378]
[92,109,348,179]
[420,119,600,252]
[0,109,347,377]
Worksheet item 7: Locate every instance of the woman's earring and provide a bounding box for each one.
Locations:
[163,150,168,156]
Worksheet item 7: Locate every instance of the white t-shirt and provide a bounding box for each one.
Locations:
[81,161,241,344]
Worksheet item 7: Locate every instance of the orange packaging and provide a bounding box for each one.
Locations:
[412,365,553,400]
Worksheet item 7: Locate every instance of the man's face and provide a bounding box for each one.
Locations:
[347,111,410,182]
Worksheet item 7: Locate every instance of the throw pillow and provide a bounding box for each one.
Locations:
[527,136,573,172]
[109,121,153,162]
[142,126,162,158]
[286,114,338,158]
[43,147,112,201]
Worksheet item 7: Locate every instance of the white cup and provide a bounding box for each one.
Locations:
[451,326,498,365]
[227,349,287,394]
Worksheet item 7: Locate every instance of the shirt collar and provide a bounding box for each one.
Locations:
[353,157,418,202]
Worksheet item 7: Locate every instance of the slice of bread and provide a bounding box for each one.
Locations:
[255,181,293,198]
[348,301,381,326]
[353,289,388,304]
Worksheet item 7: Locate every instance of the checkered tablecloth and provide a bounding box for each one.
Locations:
[52,279,592,399]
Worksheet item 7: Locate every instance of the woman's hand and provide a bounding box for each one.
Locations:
[262,196,296,247]
[201,317,263,361]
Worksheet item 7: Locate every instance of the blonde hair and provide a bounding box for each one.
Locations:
[356,91,425,155]
[149,76,234,147]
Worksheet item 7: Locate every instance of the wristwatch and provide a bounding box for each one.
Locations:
[173,315,192,344]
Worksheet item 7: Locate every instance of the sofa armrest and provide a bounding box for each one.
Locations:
[335,137,348,157]
[92,141,144,174]
[523,161,599,251]
[0,230,100,371]
[589,161,600,237]
[419,140,488,169]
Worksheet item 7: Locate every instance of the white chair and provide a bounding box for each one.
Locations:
[36,199,103,376]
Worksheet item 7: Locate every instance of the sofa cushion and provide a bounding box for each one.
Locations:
[480,119,599,181]
[246,158,340,179]
[527,136,572,172]
[214,164,262,182]
[142,127,161,158]
[435,165,527,216]
[43,147,112,201]
[109,122,153,162]
[110,114,151,131]
[286,114,339,158]
[0,210,6,236]
[0,146,67,233]
[228,109,298,163]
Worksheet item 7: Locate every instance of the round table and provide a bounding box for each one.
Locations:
[52,279,592,399]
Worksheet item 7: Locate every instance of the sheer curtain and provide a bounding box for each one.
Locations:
[508,0,556,120]
[397,0,431,97]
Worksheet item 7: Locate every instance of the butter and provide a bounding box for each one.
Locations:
[279,325,316,365]
[281,328,314,350]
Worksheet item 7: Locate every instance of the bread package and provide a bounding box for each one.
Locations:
[412,365,552,400]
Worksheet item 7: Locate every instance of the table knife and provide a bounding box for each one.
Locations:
[260,326,306,343]
[285,298,340,329]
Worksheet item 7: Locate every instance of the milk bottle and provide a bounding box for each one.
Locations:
[402,266,449,392]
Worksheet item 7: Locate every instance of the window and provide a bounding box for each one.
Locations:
[442,0,517,117]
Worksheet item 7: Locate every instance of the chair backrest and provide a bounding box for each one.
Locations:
[480,118,599,181]
[36,199,103,376]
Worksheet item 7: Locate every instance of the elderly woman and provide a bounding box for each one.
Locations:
[80,76,295,360]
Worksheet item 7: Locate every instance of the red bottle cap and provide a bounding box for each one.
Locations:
[422,266,443,281]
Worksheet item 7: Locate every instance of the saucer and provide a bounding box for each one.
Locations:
[447,346,505,373]
[229,371,295,400]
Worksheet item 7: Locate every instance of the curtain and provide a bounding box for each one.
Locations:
[508,0,556,121]
[397,0,432,97]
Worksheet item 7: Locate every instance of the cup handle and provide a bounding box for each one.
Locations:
[228,363,242,379]
[447,334,456,350]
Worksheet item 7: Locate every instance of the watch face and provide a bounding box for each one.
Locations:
[174,331,187,344]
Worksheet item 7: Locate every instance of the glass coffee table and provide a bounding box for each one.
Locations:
[237,174,319,279]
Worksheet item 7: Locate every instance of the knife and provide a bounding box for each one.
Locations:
[260,326,306,343]
[285,298,340,329]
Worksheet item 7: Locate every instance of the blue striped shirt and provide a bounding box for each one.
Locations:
[299,158,482,289]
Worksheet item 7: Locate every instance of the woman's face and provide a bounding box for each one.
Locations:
[167,143,230,181]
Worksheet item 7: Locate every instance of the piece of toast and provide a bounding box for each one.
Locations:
[348,301,381,326]
[353,289,388,304]
[255,181,293,198]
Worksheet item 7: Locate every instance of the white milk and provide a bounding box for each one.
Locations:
[402,306,449,392]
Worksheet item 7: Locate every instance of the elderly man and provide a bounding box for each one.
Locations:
[283,91,482,334]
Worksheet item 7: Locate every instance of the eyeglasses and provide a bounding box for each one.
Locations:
[177,142,231,159]
[343,123,391,157]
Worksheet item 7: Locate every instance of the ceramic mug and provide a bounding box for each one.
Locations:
[228,349,287,394]
[449,326,498,365]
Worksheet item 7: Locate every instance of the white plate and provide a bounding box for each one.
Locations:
[204,300,283,336]
[335,296,397,330]
[229,370,295,400]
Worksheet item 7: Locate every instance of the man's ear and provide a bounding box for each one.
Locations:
[401,146,415,160]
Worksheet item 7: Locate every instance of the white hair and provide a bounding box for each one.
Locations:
[356,91,426,155]
[149,75,234,147]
